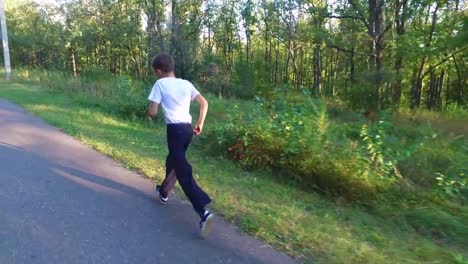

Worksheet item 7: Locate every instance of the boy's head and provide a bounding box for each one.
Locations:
[152,53,175,76]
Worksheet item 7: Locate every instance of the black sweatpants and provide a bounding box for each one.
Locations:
[159,123,211,216]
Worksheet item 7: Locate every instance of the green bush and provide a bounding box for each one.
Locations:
[207,88,440,198]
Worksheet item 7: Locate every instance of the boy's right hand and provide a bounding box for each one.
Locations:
[193,124,202,135]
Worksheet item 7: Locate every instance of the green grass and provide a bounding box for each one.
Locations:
[1,79,467,263]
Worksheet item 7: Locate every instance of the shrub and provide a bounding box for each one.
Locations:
[359,112,423,181]
[435,172,467,203]
[211,90,380,196]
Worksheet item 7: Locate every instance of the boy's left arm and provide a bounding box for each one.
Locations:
[147,102,159,120]
[193,94,208,135]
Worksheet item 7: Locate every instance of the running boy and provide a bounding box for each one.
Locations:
[147,53,213,237]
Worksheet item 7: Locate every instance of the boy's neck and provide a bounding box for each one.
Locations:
[160,72,176,78]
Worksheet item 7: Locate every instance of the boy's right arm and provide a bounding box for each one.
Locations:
[147,82,161,120]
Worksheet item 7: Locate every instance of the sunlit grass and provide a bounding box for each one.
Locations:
[1,80,467,264]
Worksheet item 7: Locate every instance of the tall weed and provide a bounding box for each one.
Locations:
[13,68,150,119]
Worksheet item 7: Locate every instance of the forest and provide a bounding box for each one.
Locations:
[5,0,467,110]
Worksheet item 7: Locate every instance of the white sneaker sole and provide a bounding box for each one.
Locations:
[159,196,168,204]
[156,186,168,204]
[201,213,214,238]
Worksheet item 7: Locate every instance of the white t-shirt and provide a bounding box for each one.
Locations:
[147,77,200,124]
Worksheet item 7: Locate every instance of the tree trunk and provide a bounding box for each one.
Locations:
[71,47,77,78]
[452,55,464,105]
[375,0,385,108]
[411,60,425,108]
[437,70,444,109]
[427,69,445,110]
[350,47,355,84]
[284,41,290,83]
[392,0,408,106]
[144,0,166,64]
[326,49,331,94]
[446,70,450,106]
[243,0,252,64]
[365,0,386,109]
[313,44,322,96]
[170,0,178,56]
[427,69,436,109]
[411,3,438,109]
[274,40,279,85]
[332,50,339,96]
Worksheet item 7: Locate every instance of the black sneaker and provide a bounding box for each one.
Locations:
[199,210,214,238]
[156,185,168,204]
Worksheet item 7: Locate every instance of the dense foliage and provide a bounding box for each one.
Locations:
[13,68,467,203]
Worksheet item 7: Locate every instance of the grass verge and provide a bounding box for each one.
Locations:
[1,80,467,263]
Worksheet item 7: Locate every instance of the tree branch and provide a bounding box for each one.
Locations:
[326,44,368,56]
[422,47,467,78]
[348,0,370,30]
[322,13,369,29]
[185,16,205,39]
[327,44,353,53]
[325,15,364,20]
[383,22,393,35]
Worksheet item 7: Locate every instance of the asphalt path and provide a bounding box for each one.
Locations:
[0,99,297,264]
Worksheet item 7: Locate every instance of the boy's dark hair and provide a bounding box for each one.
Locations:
[151,53,175,73]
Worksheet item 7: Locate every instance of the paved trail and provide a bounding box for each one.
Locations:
[0,99,297,264]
